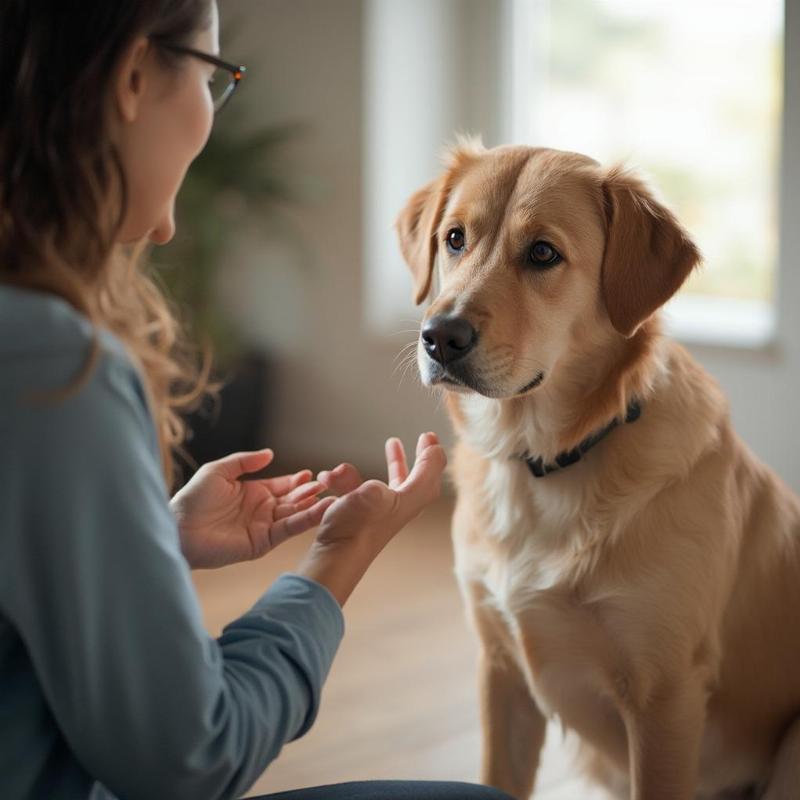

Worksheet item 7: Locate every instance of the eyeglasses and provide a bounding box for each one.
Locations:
[158,42,246,113]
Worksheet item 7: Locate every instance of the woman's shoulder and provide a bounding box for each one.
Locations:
[0,283,151,429]
[0,283,129,363]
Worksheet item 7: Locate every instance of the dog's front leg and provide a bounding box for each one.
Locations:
[479,641,547,799]
[622,680,705,800]
[466,583,546,800]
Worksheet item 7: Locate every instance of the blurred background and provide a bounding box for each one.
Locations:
[160,0,800,492]
[169,0,799,796]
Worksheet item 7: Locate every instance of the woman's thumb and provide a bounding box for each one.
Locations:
[213,448,275,481]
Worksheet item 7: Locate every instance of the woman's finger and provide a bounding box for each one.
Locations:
[317,463,362,496]
[211,449,275,481]
[273,495,318,520]
[262,469,313,494]
[416,431,439,456]
[385,437,408,489]
[399,432,446,505]
[269,496,336,546]
[273,477,321,503]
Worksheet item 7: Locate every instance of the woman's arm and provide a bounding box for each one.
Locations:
[1,341,343,800]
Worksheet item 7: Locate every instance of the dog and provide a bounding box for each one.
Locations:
[395,142,800,800]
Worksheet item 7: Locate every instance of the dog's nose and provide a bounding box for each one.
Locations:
[421,315,477,365]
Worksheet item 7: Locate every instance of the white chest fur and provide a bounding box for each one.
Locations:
[477,458,586,606]
[462,459,623,721]
[457,396,626,728]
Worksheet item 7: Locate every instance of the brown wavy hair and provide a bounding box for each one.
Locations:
[0,0,217,490]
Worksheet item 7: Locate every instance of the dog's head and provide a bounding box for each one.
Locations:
[396,142,700,400]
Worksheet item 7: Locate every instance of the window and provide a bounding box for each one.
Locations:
[508,0,783,346]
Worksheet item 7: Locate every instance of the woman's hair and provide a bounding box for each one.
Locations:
[0,0,215,489]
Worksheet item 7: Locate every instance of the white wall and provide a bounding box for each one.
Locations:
[220,0,800,492]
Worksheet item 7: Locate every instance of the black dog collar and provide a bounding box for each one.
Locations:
[522,400,642,479]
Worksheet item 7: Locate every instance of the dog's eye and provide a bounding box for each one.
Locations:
[446,228,466,254]
[529,241,562,268]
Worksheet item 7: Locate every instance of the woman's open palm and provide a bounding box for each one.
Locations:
[170,450,335,569]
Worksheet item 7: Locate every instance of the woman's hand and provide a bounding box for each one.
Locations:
[170,449,335,570]
[297,432,447,605]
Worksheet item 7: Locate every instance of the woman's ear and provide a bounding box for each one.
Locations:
[114,36,151,123]
[601,167,701,337]
[395,174,449,305]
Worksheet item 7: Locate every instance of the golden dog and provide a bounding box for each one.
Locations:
[396,142,800,800]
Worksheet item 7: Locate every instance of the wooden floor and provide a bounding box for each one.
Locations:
[193,496,610,799]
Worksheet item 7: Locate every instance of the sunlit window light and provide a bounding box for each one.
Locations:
[512,0,783,309]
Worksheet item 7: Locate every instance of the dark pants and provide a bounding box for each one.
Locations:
[252,780,514,799]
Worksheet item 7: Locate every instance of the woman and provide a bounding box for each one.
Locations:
[0,2,514,799]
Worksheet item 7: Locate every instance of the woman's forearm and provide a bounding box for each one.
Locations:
[295,539,377,607]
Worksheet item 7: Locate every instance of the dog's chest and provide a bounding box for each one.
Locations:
[468,462,621,722]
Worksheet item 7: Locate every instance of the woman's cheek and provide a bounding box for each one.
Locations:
[143,99,208,243]
[190,78,215,156]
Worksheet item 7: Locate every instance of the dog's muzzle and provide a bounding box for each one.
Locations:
[420,315,477,366]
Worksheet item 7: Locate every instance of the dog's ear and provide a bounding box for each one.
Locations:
[601,167,701,337]
[395,174,450,305]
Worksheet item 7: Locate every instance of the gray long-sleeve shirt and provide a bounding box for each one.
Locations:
[0,285,345,800]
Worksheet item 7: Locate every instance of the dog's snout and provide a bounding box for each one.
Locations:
[421,315,477,365]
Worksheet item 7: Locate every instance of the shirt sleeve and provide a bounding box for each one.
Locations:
[0,341,344,800]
